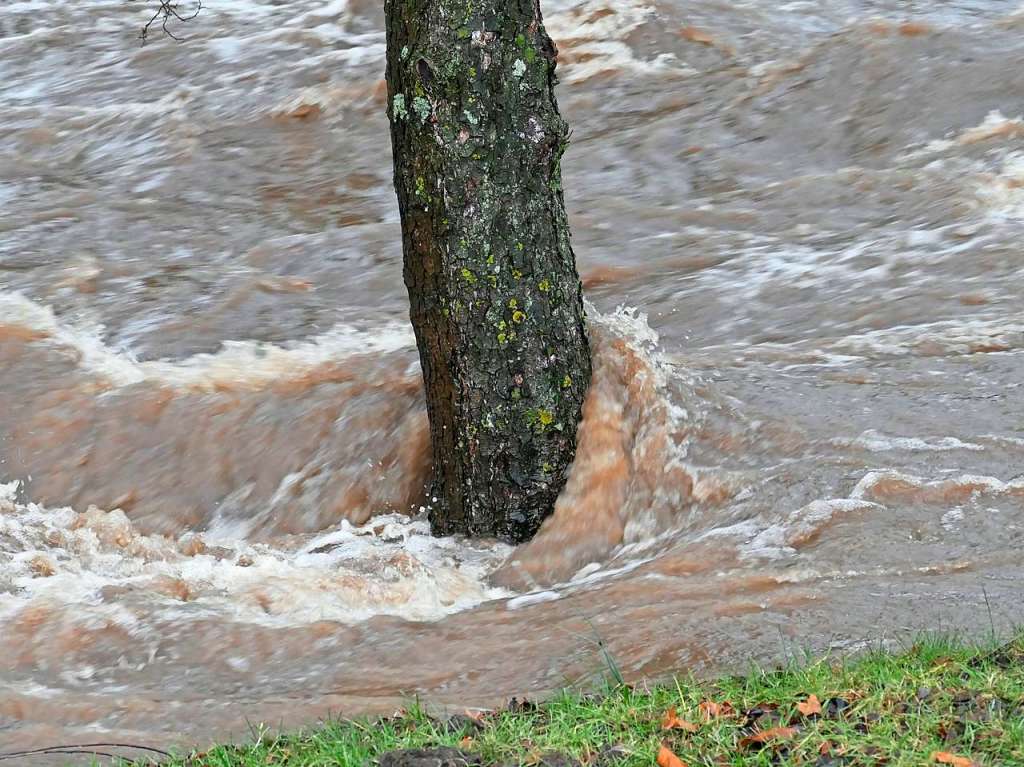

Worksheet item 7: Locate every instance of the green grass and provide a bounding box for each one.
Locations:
[134,634,1023,766]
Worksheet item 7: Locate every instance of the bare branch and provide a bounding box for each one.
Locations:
[0,742,171,761]
[140,0,202,45]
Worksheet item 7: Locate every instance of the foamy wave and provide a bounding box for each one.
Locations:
[851,470,1024,504]
[699,468,1024,563]
[545,0,690,83]
[0,484,510,626]
[908,114,1024,221]
[833,316,1024,358]
[679,313,1024,371]
[740,499,881,560]
[835,430,985,453]
[0,291,415,391]
[917,110,1024,154]
[693,497,880,560]
[975,152,1024,221]
[493,305,744,587]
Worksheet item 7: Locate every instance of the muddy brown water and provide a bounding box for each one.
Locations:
[2,0,1024,758]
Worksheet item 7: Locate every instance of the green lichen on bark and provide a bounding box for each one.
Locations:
[385,0,591,543]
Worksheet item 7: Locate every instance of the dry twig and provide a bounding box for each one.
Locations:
[141,0,202,44]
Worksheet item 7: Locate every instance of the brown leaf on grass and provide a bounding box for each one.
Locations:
[931,752,976,767]
[862,745,888,762]
[819,741,833,755]
[698,700,734,720]
[738,727,798,749]
[656,744,688,767]
[797,695,823,716]
[661,707,699,732]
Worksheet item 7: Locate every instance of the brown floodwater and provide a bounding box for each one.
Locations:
[2,0,1024,758]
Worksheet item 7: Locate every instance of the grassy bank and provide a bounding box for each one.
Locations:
[137,634,1021,766]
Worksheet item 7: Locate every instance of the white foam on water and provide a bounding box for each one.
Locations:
[0,302,716,639]
[941,506,965,532]
[0,488,512,627]
[677,311,1024,370]
[543,0,690,83]
[836,430,985,453]
[738,499,880,560]
[835,316,1024,358]
[507,590,561,610]
[0,291,416,391]
[959,111,1024,144]
[2,0,301,21]
[914,110,1024,155]
[981,434,1024,448]
[975,152,1024,221]
[851,470,1024,501]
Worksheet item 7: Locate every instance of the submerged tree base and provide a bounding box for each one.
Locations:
[385,0,591,544]
[136,633,1024,767]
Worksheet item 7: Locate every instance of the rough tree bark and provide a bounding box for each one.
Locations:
[384,0,591,542]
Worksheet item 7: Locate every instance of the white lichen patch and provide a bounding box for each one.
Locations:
[392,93,408,120]
[412,96,431,123]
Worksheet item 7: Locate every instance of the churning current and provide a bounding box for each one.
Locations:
[2,0,1024,755]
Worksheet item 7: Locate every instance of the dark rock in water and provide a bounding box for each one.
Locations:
[378,747,481,767]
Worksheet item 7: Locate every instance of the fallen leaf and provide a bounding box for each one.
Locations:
[661,707,699,732]
[698,700,734,720]
[797,695,823,716]
[739,726,798,749]
[862,745,886,761]
[819,741,833,755]
[656,744,688,767]
[823,697,852,719]
[931,752,975,767]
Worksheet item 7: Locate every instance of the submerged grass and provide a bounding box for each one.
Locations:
[121,634,1022,766]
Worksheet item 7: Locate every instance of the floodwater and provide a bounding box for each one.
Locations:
[2,0,1024,756]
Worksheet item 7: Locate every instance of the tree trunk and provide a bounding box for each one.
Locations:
[384,0,591,543]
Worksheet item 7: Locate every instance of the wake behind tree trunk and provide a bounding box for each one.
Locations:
[384,0,591,543]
